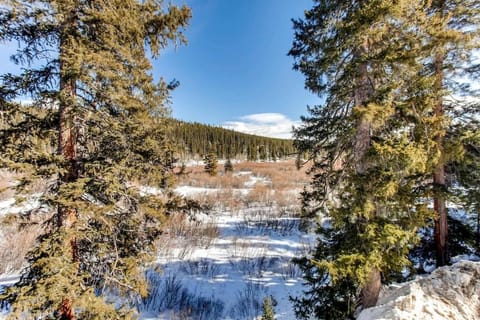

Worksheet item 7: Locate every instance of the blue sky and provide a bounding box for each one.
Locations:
[0,0,319,138]
[154,0,319,138]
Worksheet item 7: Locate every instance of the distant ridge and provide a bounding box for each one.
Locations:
[169,119,295,161]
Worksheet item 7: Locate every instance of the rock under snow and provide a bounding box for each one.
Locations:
[357,261,480,320]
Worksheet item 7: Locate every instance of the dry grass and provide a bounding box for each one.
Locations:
[177,166,249,189]
[177,160,310,190]
[0,169,17,201]
[179,189,244,212]
[156,212,220,260]
[245,183,273,205]
[177,160,310,209]
[0,216,44,274]
[236,160,310,191]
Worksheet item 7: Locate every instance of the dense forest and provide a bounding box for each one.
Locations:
[170,120,296,161]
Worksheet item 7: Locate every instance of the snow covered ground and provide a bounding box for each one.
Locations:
[0,163,315,319]
[0,194,43,216]
[2,160,480,319]
[137,169,315,319]
[358,260,480,320]
[138,207,314,319]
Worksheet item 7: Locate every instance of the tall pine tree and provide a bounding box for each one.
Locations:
[291,0,478,317]
[0,0,190,318]
[289,0,454,316]
[422,0,479,267]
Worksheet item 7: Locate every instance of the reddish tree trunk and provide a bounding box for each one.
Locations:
[359,267,381,308]
[353,41,382,309]
[57,12,79,319]
[59,298,75,320]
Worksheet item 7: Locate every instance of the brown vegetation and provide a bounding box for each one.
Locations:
[0,160,309,276]
[177,160,310,210]
[0,216,44,274]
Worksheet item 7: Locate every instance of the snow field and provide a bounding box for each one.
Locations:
[140,208,315,320]
[139,168,315,319]
[0,161,314,319]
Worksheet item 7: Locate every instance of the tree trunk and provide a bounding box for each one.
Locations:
[58,71,78,228]
[359,267,381,308]
[433,51,448,266]
[59,298,75,320]
[353,41,382,309]
[432,0,449,267]
[57,11,79,320]
[476,211,479,252]
[353,42,372,173]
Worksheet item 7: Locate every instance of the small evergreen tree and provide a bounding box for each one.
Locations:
[224,157,234,173]
[260,296,275,320]
[259,145,267,161]
[204,152,218,176]
[245,143,257,161]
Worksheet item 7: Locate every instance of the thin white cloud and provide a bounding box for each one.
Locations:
[222,113,298,139]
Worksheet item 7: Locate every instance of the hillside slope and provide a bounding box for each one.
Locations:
[170,119,295,161]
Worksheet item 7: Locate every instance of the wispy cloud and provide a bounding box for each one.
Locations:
[222,113,299,139]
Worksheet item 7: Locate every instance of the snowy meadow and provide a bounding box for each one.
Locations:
[1,161,315,319]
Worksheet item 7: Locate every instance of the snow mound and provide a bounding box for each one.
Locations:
[357,261,480,320]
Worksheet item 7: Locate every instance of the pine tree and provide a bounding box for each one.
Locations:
[259,145,267,161]
[204,152,218,176]
[289,0,442,316]
[422,0,479,267]
[0,1,190,318]
[260,296,275,320]
[247,143,258,161]
[291,0,479,316]
[224,157,234,173]
[448,110,480,253]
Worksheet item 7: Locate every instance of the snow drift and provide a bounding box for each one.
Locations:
[357,261,480,320]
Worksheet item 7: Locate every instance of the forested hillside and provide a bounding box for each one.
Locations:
[170,120,296,161]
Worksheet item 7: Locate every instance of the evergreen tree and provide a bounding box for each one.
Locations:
[289,0,445,315]
[259,145,267,161]
[449,112,480,253]
[224,157,234,173]
[204,152,218,176]
[421,0,479,267]
[260,296,275,320]
[0,0,190,318]
[291,0,478,316]
[247,143,258,161]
